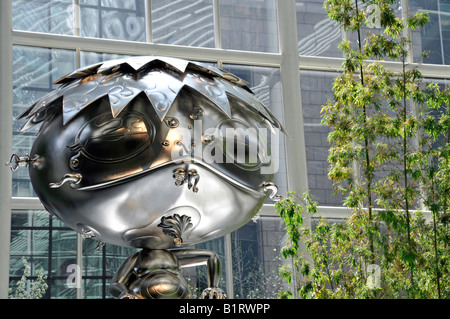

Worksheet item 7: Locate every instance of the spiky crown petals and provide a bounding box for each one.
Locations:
[17,56,286,134]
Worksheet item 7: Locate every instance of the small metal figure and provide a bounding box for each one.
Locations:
[109,249,225,299]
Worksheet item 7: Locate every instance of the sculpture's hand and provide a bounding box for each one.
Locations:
[119,291,139,299]
[201,287,227,299]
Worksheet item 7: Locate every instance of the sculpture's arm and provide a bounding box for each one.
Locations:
[173,249,221,288]
[109,252,139,299]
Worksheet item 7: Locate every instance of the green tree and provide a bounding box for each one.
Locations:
[9,257,48,299]
[277,0,449,299]
[276,192,378,298]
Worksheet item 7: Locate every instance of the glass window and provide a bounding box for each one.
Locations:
[12,46,76,197]
[221,64,288,200]
[9,210,77,299]
[181,237,227,299]
[296,0,343,57]
[409,0,449,65]
[80,241,138,299]
[82,240,104,279]
[105,245,138,278]
[50,280,78,299]
[51,230,77,277]
[82,278,104,299]
[300,70,343,206]
[220,0,279,53]
[80,0,147,41]
[80,51,130,66]
[12,0,75,35]
[80,238,229,299]
[10,229,49,277]
[231,217,284,298]
[11,210,50,228]
[152,0,215,48]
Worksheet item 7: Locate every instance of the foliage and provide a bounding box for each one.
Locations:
[277,0,449,299]
[232,241,284,299]
[277,192,380,298]
[9,257,48,299]
[184,239,284,299]
[277,191,449,298]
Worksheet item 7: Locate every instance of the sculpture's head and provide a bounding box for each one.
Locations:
[16,56,286,249]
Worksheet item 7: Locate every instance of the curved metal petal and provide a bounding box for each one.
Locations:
[154,57,190,74]
[62,75,114,124]
[140,71,185,120]
[182,73,232,118]
[216,79,287,134]
[107,75,146,117]
[54,63,103,84]
[187,61,225,79]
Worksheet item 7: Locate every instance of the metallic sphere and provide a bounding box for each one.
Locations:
[15,56,285,250]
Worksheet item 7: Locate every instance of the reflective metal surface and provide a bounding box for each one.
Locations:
[14,56,286,298]
[110,248,226,299]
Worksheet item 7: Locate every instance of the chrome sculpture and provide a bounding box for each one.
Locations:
[8,56,285,299]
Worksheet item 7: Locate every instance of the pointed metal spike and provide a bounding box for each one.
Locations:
[217,79,250,102]
[54,63,102,84]
[97,60,134,75]
[97,57,160,74]
[108,85,143,118]
[97,58,128,73]
[25,90,63,118]
[219,69,250,87]
[218,79,288,135]
[61,72,118,124]
[182,73,232,118]
[140,71,184,121]
[123,56,157,71]
[218,79,265,115]
[249,98,288,135]
[22,80,84,125]
[19,102,59,132]
[19,117,38,132]
[61,78,111,125]
[62,96,94,125]
[249,100,289,136]
[61,72,143,125]
[187,61,225,78]
[154,57,190,74]
[16,102,36,120]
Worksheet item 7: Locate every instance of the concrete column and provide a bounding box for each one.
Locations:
[0,0,13,299]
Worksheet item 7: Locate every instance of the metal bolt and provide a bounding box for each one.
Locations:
[189,108,204,120]
[202,135,215,145]
[167,118,179,128]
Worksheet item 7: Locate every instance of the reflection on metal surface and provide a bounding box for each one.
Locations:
[158,214,194,247]
[109,248,226,299]
[201,287,227,299]
[262,182,284,202]
[172,168,200,193]
[80,227,96,239]
[5,153,33,171]
[49,173,83,189]
[15,56,287,299]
